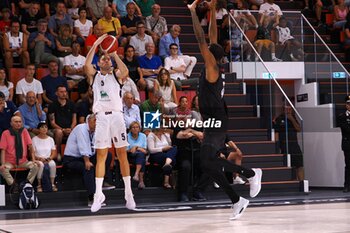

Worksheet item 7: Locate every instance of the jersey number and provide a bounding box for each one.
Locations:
[101,80,104,86]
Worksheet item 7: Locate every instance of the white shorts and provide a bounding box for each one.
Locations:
[94,111,129,149]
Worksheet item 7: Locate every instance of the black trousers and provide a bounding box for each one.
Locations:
[197,132,255,204]
[343,150,350,187]
[177,147,201,194]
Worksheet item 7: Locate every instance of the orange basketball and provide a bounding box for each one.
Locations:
[99,35,119,53]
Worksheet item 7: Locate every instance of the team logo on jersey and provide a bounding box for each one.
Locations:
[100,91,109,100]
[143,110,161,129]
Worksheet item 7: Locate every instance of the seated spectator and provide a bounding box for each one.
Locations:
[315,0,336,26]
[258,0,283,27]
[0,116,39,193]
[230,1,258,29]
[21,2,41,35]
[63,41,86,89]
[213,0,228,27]
[127,121,147,189]
[173,96,191,121]
[0,68,14,101]
[333,0,348,29]
[120,2,142,46]
[32,122,57,192]
[159,25,197,79]
[63,114,114,206]
[48,2,74,38]
[153,68,178,113]
[173,126,203,202]
[254,16,282,62]
[3,20,30,71]
[191,95,202,121]
[276,17,304,61]
[44,0,64,20]
[98,6,123,42]
[0,91,21,136]
[129,21,154,56]
[16,64,43,105]
[147,128,177,189]
[16,0,33,17]
[28,19,58,67]
[55,24,74,71]
[18,91,46,137]
[112,0,142,18]
[135,0,155,17]
[123,45,145,90]
[67,0,80,20]
[138,42,162,90]
[76,86,93,123]
[248,0,265,10]
[123,92,141,129]
[164,43,199,90]
[85,24,104,54]
[140,90,163,123]
[0,8,11,36]
[86,0,108,24]
[41,60,68,107]
[122,77,141,104]
[48,85,77,157]
[74,7,93,47]
[145,4,168,45]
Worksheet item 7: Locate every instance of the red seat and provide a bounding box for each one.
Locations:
[36,68,50,80]
[8,68,25,87]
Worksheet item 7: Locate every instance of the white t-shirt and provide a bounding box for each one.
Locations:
[276,26,294,44]
[129,34,153,56]
[259,3,283,17]
[0,82,13,101]
[164,56,186,81]
[74,19,93,37]
[122,77,140,102]
[216,8,228,20]
[32,136,56,159]
[15,78,44,96]
[63,54,86,81]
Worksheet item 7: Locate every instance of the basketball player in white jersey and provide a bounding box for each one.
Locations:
[85,34,136,212]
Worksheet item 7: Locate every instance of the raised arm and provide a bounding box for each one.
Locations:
[84,34,108,85]
[207,0,217,44]
[110,51,129,80]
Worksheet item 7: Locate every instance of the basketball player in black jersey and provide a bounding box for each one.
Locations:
[188,0,262,220]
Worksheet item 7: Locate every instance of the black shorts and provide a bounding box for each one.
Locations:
[202,131,226,151]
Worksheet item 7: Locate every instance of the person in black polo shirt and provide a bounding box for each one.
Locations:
[48,85,77,157]
[188,0,262,220]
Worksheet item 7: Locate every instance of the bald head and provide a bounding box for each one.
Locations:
[94,24,104,37]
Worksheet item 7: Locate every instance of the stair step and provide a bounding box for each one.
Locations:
[227,105,256,117]
[228,117,262,129]
[235,141,277,155]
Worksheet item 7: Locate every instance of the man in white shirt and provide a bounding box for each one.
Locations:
[63,42,86,89]
[123,92,141,128]
[258,0,283,26]
[129,21,153,56]
[16,63,43,105]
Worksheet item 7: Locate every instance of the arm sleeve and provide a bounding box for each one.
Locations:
[147,133,162,153]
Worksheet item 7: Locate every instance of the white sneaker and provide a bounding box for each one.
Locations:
[125,194,136,210]
[91,193,106,213]
[213,182,220,189]
[248,168,262,198]
[230,197,249,220]
[272,57,283,62]
[233,176,246,185]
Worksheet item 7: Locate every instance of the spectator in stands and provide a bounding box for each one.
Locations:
[0,68,14,101]
[55,24,74,70]
[135,0,155,17]
[44,0,64,19]
[63,114,114,206]
[32,122,57,192]
[276,17,304,61]
[164,43,199,90]
[274,104,304,181]
[16,0,34,19]
[122,77,141,104]
[229,1,258,29]
[123,92,141,129]
[16,64,43,105]
[0,8,11,35]
[315,0,336,26]
[248,0,265,10]
[140,90,163,123]
[3,20,30,71]
[213,0,228,26]
[123,45,145,90]
[0,3,15,17]
[120,2,142,46]
[85,24,104,54]
[0,91,21,136]
[173,96,191,121]
[86,0,109,24]
[63,41,86,89]
[67,0,80,20]
[145,4,168,45]
[21,2,41,35]
[98,6,123,42]
[159,25,197,79]
[333,0,348,29]
[48,2,74,38]
[76,86,93,123]
[148,128,177,189]
[129,21,154,56]
[0,115,38,193]
[191,95,202,121]
[113,0,142,18]
[18,91,46,137]
[258,0,283,27]
[138,42,162,90]
[127,121,147,189]
[41,60,68,107]
[154,68,178,113]
[48,85,77,157]
[254,16,282,62]
[173,126,203,202]
[74,7,93,47]
[28,19,58,67]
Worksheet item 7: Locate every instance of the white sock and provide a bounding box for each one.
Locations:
[123,176,133,196]
[271,53,276,59]
[95,177,104,195]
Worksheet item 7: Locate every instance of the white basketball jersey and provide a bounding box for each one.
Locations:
[6,31,23,57]
[92,71,123,113]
